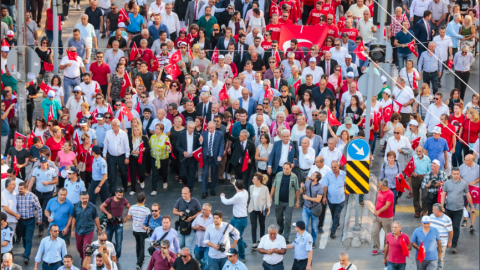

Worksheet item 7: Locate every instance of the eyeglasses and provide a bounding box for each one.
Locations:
[263,102,269,105]
[269,61,276,64]
[96,56,103,59]
[141,96,147,98]
[312,114,318,116]
[96,97,102,100]
[115,104,122,106]
[213,29,220,31]
[434,97,440,100]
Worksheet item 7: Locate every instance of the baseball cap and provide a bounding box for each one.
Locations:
[432,159,440,167]
[344,117,353,124]
[432,126,442,134]
[116,187,125,193]
[218,55,225,59]
[166,75,173,80]
[422,216,431,223]
[47,90,55,98]
[409,120,418,126]
[6,30,14,37]
[201,86,210,92]
[96,113,105,120]
[225,248,238,256]
[92,145,102,155]
[309,57,316,62]
[1,46,9,52]
[346,72,355,78]
[295,220,306,230]
[66,166,79,174]
[345,54,352,59]
[118,22,126,28]
[73,86,82,92]
[79,118,88,125]
[383,88,391,96]
[40,156,48,163]
[381,76,387,84]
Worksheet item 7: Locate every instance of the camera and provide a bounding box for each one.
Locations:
[218,244,226,253]
[180,209,191,221]
[85,244,99,257]
[148,241,161,256]
[100,215,122,231]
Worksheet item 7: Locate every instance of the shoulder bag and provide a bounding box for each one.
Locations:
[309,181,323,217]
[148,228,170,256]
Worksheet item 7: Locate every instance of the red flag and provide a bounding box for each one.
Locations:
[138,141,145,164]
[242,150,250,172]
[336,16,345,31]
[278,25,329,53]
[293,79,301,96]
[117,109,124,121]
[411,137,421,150]
[469,186,480,204]
[353,41,366,61]
[382,103,393,123]
[403,157,415,177]
[270,0,281,17]
[203,116,207,132]
[340,154,347,166]
[120,71,131,98]
[211,47,219,64]
[438,184,444,203]
[108,104,114,119]
[95,83,100,95]
[218,84,229,101]
[274,50,281,67]
[47,106,55,121]
[14,132,27,148]
[130,42,139,61]
[169,49,182,64]
[74,133,82,155]
[152,56,160,72]
[67,50,78,61]
[13,157,19,176]
[412,71,418,90]
[374,110,382,127]
[400,234,410,257]
[44,62,54,72]
[417,241,425,263]
[188,43,194,59]
[164,64,182,81]
[165,141,176,160]
[1,38,8,48]
[39,82,54,93]
[192,147,204,167]
[393,100,403,113]
[264,85,274,100]
[400,13,407,21]
[91,109,99,124]
[27,131,36,147]
[408,41,418,57]
[396,174,411,192]
[136,102,141,114]
[447,59,453,69]
[117,8,128,27]
[229,119,234,134]
[120,103,134,121]
[327,109,341,126]
[337,67,342,87]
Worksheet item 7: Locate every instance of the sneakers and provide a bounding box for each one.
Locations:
[129,191,135,195]
[451,247,457,253]
[140,182,145,189]
[252,243,258,251]
[330,233,336,239]
[77,5,81,10]
[359,200,364,206]
[470,225,475,233]
[312,243,316,249]
[462,219,467,227]
[371,250,380,255]
[151,191,157,196]
[163,183,168,189]
[71,3,77,8]
[136,266,142,270]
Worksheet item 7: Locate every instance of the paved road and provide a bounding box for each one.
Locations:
[10,1,480,269]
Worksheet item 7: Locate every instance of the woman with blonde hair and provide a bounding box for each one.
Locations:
[463,93,479,114]
[72,102,91,127]
[128,123,150,195]
[460,15,476,53]
[248,172,271,251]
[291,114,308,143]
[149,123,171,194]
[91,93,113,117]
[270,96,289,121]
[219,98,231,114]
[460,108,479,156]
[413,83,434,120]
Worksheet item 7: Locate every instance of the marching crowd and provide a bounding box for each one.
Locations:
[1,0,479,269]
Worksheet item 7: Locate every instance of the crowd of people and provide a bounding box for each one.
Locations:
[1,0,479,269]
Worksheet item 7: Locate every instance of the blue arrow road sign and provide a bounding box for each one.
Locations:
[347,139,370,161]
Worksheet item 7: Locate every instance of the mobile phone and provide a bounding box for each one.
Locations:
[230,176,236,183]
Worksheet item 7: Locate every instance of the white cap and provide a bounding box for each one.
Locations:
[383,88,391,95]
[201,86,210,92]
[381,76,387,84]
[166,75,173,80]
[309,57,316,62]
[431,159,441,167]
[73,86,82,92]
[180,42,187,46]
[345,54,352,59]
[422,216,431,223]
[409,120,418,126]
[218,55,225,59]
[118,22,126,28]
[1,46,9,52]
[47,90,55,97]
[191,66,199,72]
[432,126,442,134]
[6,30,14,37]
[346,72,355,78]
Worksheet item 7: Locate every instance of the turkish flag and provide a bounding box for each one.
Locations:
[417,241,426,263]
[264,85,274,101]
[396,174,411,192]
[120,71,131,98]
[152,56,160,72]
[117,8,128,27]
[120,103,134,121]
[67,50,78,61]
[47,106,55,121]
[211,47,219,64]
[447,59,453,69]
[412,71,418,90]
[95,83,100,95]
[411,137,421,150]
[438,184,444,203]
[203,116,207,132]
[327,109,341,126]
[91,109,99,124]
[401,234,410,257]
[469,186,480,204]
[336,16,345,32]
[278,25,329,53]
[408,41,418,57]
[353,41,366,61]
[138,142,145,164]
[293,79,301,96]
[14,132,27,148]
[130,42,139,61]
[74,133,82,155]
[108,104,114,119]
[229,119,234,134]
[374,110,382,127]
[187,43,194,59]
[403,157,415,177]
[393,100,403,113]
[27,130,36,147]
[13,157,19,176]
[337,67,342,86]
[274,50,281,67]
[44,62,54,72]
[340,154,347,166]
[218,84,229,101]
[192,147,204,167]
[242,150,250,172]
[1,38,8,48]
[164,64,182,81]
[136,102,141,114]
[39,82,54,93]
[117,109,124,121]
[270,0,281,17]
[382,103,393,123]
[169,49,182,65]
[165,141,176,159]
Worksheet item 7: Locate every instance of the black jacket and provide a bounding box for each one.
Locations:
[174,0,191,21]
[317,59,339,76]
[313,120,337,143]
[269,77,288,91]
[128,135,150,156]
[263,49,284,64]
[225,132,256,167]
[176,129,202,157]
[192,36,211,52]
[196,101,212,117]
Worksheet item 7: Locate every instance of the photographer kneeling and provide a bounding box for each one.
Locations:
[83,245,112,270]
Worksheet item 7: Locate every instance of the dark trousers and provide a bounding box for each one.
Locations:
[412,15,423,31]
[133,231,148,267]
[463,144,473,156]
[423,71,439,94]
[46,30,63,55]
[89,180,109,205]
[107,153,128,196]
[100,85,108,98]
[317,201,327,229]
[152,158,169,191]
[129,155,146,192]
[328,201,344,234]
[35,190,53,231]
[42,261,61,270]
[302,5,314,24]
[170,32,178,43]
[391,37,398,65]
[275,201,294,241]
[292,258,308,270]
[262,261,284,270]
[234,164,252,187]
[202,157,219,193]
[400,113,411,128]
[452,142,464,167]
[412,175,427,213]
[17,167,27,181]
[27,104,34,130]
[180,157,197,192]
[30,0,44,23]
[171,150,181,176]
[445,208,463,246]
[250,210,266,243]
[18,218,35,259]
[81,171,92,190]
[454,71,470,100]
[439,60,448,83]
[426,193,438,215]
[58,176,66,191]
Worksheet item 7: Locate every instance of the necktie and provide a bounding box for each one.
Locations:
[275,79,279,89]
[257,126,260,136]
[326,61,330,76]
[194,1,198,20]
[208,133,213,156]
[240,46,243,61]
[242,141,245,151]
[426,21,430,40]
[320,122,324,137]
[203,104,207,116]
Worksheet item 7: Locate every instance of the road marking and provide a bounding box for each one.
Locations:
[319,208,331,249]
[395,205,415,213]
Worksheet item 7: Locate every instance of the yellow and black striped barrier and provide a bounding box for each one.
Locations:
[345,160,370,195]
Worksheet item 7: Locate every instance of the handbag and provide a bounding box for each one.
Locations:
[309,181,323,217]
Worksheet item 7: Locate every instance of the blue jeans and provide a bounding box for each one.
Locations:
[327,201,344,234]
[369,133,377,155]
[63,76,80,103]
[106,224,124,259]
[230,217,247,260]
[387,261,406,270]
[178,230,195,255]
[46,29,63,55]
[18,218,35,259]
[208,255,227,270]
[452,142,464,167]
[302,206,319,243]
[194,245,209,270]
[390,188,398,214]
[397,52,412,72]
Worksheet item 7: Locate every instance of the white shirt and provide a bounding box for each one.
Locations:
[227,87,243,100]
[1,178,23,194]
[433,35,453,61]
[424,103,449,132]
[245,33,264,46]
[329,47,348,66]
[331,262,357,270]
[242,70,256,83]
[186,131,194,154]
[250,80,264,98]
[317,120,329,144]
[102,129,131,158]
[298,147,315,170]
[358,18,375,44]
[319,147,343,169]
[207,80,225,101]
[1,189,18,223]
[161,12,181,35]
[347,4,370,18]
[79,81,100,107]
[60,55,85,78]
[1,57,7,74]
[278,142,290,167]
[301,66,324,85]
[148,1,166,18]
[241,97,250,111]
[50,86,65,104]
[384,135,411,162]
[392,86,414,113]
[258,234,287,264]
[150,117,172,133]
[307,165,332,184]
[410,0,431,17]
[66,96,88,123]
[220,190,249,218]
[249,113,272,127]
[398,68,420,90]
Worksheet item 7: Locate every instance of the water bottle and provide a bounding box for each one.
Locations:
[51,212,55,221]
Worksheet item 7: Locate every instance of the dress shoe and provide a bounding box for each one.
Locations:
[24,257,29,265]
[211,190,216,196]
[202,193,208,199]
[414,212,420,218]
[330,233,336,239]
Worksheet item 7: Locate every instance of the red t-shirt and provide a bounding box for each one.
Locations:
[45,137,66,162]
[437,123,456,151]
[326,24,339,39]
[266,23,283,41]
[322,0,341,15]
[449,113,465,135]
[58,123,74,141]
[89,62,111,85]
[261,40,272,50]
[79,146,94,172]
[278,18,294,25]
[187,33,198,46]
[46,8,61,31]
[76,111,91,121]
[306,9,328,25]
[461,119,480,144]
[341,27,359,41]
[319,46,333,57]
[386,233,410,264]
[104,197,129,218]
[175,36,188,48]
[376,189,394,218]
[139,49,155,71]
[279,0,298,22]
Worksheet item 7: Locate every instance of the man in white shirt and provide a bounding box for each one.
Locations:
[424,92,449,134]
[341,55,359,80]
[245,27,264,46]
[319,138,343,169]
[161,4,180,40]
[298,138,316,182]
[91,232,117,264]
[302,58,324,85]
[1,179,19,234]
[392,77,415,127]
[433,26,453,83]
[250,72,264,98]
[410,0,432,28]
[220,180,249,262]
[332,252,358,270]
[148,0,166,21]
[257,225,287,269]
[79,74,100,107]
[59,47,86,102]
[385,126,411,162]
[347,0,370,19]
[357,10,377,44]
[329,39,349,66]
[65,86,88,123]
[150,109,173,136]
[242,61,256,84]
[1,169,23,194]
[307,156,332,183]
[227,78,244,100]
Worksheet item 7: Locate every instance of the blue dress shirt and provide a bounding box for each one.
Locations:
[418,51,442,73]
[322,170,347,204]
[423,137,449,168]
[35,236,68,263]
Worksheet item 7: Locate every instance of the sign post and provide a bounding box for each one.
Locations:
[345,139,371,231]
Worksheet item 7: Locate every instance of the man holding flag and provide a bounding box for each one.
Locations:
[412,146,431,218]
[225,127,256,187]
[383,221,411,269]
[411,216,442,270]
[372,179,395,256]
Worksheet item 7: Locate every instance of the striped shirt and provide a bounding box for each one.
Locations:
[16,191,43,221]
[429,214,452,246]
[128,204,151,232]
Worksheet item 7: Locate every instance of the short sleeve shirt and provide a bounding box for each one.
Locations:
[386,233,410,264]
[104,197,129,218]
[85,7,104,29]
[46,198,74,231]
[443,179,470,211]
[92,156,108,181]
[128,205,151,232]
[303,180,324,208]
[173,198,202,217]
[172,257,200,270]
[72,202,98,235]
[376,189,394,218]
[64,179,86,205]
[1,226,13,254]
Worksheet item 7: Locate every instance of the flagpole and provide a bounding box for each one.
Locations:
[53,0,59,75]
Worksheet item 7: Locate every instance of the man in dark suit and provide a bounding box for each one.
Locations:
[206,102,224,123]
[317,51,338,77]
[225,98,240,122]
[226,43,241,68]
[225,128,256,186]
[299,126,323,155]
[263,40,285,64]
[196,93,212,118]
[414,10,434,57]
[185,0,206,26]
[239,0,252,19]
[313,110,337,147]
[267,129,298,176]
[239,88,257,117]
[176,122,202,192]
[199,121,225,198]
[269,68,288,92]
[2,252,23,269]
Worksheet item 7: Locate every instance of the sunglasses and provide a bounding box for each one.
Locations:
[269,61,276,64]
[96,56,103,58]
[161,247,168,249]
[261,131,267,134]
[312,114,318,116]
[42,41,48,44]
[151,210,159,212]
[225,83,231,86]
[48,124,53,127]
[213,29,220,31]
[335,44,340,46]
[96,97,102,100]
[394,132,400,134]
[335,69,341,71]
[263,102,269,105]
[180,255,188,258]
[116,104,122,106]
[327,18,333,20]
[320,18,325,21]
[256,108,263,111]
[99,239,107,242]
[434,98,440,100]
[141,96,147,98]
